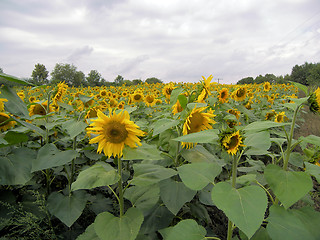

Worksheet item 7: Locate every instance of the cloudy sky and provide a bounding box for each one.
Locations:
[1,0,319,84]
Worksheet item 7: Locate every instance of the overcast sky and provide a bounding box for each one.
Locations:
[1,0,319,84]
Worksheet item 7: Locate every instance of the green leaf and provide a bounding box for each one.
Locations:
[124,184,160,212]
[47,191,87,228]
[71,162,119,191]
[264,164,313,209]
[77,223,99,240]
[32,143,79,172]
[244,131,271,155]
[177,94,187,110]
[0,73,34,86]
[267,205,320,240]
[160,219,207,240]
[2,131,28,146]
[152,119,180,136]
[170,88,185,104]
[0,86,29,118]
[244,121,290,132]
[160,178,196,215]
[0,147,36,185]
[172,129,219,143]
[11,116,46,137]
[178,162,222,190]
[132,163,177,186]
[94,207,144,240]
[63,119,87,138]
[180,145,224,166]
[300,135,320,147]
[123,142,163,161]
[305,162,320,183]
[211,182,267,239]
[140,205,175,234]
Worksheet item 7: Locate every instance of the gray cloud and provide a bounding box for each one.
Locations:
[0,0,319,83]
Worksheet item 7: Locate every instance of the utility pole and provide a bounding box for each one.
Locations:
[216,78,223,84]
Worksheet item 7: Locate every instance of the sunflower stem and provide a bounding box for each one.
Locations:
[227,154,238,240]
[117,157,124,217]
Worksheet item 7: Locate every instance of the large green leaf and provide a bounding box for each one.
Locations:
[160,178,196,215]
[160,219,207,240]
[0,73,34,86]
[172,129,219,143]
[131,163,177,186]
[0,86,29,118]
[244,131,271,155]
[300,135,320,147]
[124,184,160,212]
[77,223,99,240]
[305,162,320,183]
[264,164,313,209]
[178,162,222,190]
[71,162,119,191]
[10,116,46,137]
[32,143,79,172]
[152,119,180,136]
[211,182,267,239]
[123,142,163,161]
[267,205,320,240]
[94,207,144,240]
[62,119,87,138]
[0,131,28,147]
[180,145,224,166]
[47,191,87,227]
[0,147,36,185]
[244,121,290,132]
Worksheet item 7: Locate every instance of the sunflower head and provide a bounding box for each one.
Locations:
[131,92,144,103]
[86,110,145,158]
[308,87,320,114]
[218,88,229,103]
[162,83,176,99]
[144,94,156,107]
[172,100,183,115]
[0,112,16,131]
[274,111,286,123]
[232,86,247,101]
[181,106,216,149]
[263,82,271,92]
[219,130,245,155]
[29,101,53,117]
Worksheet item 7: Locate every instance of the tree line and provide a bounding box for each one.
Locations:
[237,62,320,86]
[0,63,163,87]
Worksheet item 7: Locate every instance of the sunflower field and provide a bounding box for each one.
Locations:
[1,73,320,240]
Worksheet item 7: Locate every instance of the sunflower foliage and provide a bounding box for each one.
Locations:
[0,75,320,240]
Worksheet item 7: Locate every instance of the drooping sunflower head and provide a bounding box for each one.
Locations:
[308,87,320,114]
[218,88,229,103]
[86,110,145,158]
[263,82,271,92]
[0,112,16,132]
[181,106,216,149]
[220,130,245,155]
[29,101,53,117]
[172,100,183,115]
[265,110,276,120]
[232,86,247,101]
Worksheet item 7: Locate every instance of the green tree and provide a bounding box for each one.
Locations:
[237,77,254,84]
[290,62,314,85]
[123,80,133,86]
[31,63,49,85]
[145,77,162,84]
[307,63,320,86]
[132,79,143,85]
[114,75,124,86]
[50,63,85,86]
[86,70,102,86]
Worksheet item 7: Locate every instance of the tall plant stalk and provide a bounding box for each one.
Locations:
[117,157,124,217]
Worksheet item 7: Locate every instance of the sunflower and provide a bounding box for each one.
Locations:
[227,109,240,120]
[53,82,68,103]
[181,106,216,149]
[144,94,156,107]
[263,82,271,92]
[86,110,145,158]
[0,112,16,131]
[172,100,183,115]
[162,83,176,99]
[109,98,118,108]
[17,91,25,101]
[29,96,37,103]
[100,90,108,98]
[308,87,320,114]
[131,91,144,103]
[29,102,53,116]
[85,106,100,123]
[218,88,229,103]
[117,101,125,110]
[274,112,286,123]
[0,98,8,112]
[220,130,245,155]
[232,86,247,101]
